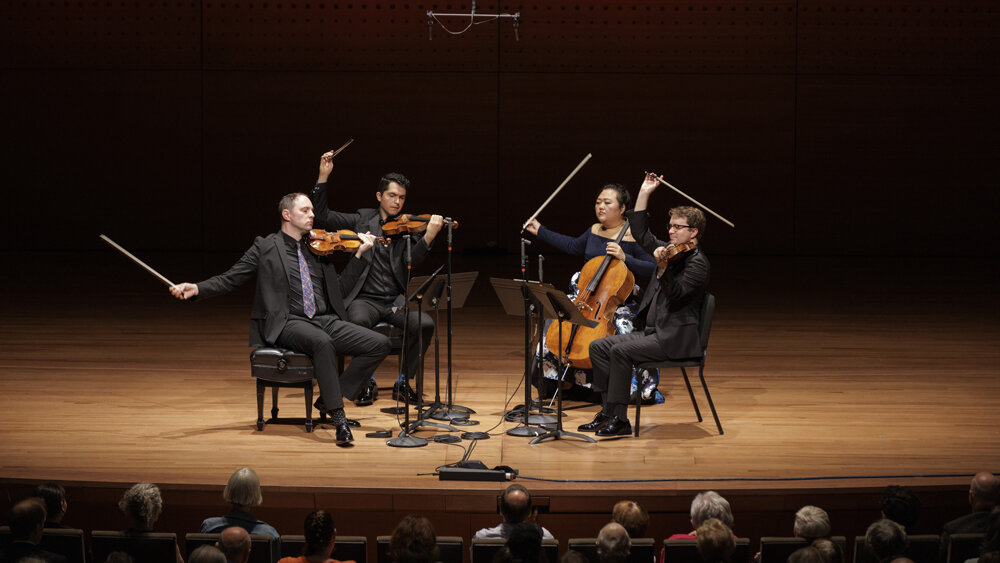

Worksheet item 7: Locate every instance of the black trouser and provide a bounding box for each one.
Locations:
[276,314,391,411]
[347,297,435,383]
[589,329,664,417]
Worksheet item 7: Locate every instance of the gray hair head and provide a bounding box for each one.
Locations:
[690,491,734,527]
[223,467,263,507]
[794,506,831,540]
[597,522,631,563]
[118,483,162,530]
[866,519,907,561]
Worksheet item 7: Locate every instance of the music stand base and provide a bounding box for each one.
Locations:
[429,408,476,422]
[529,429,596,444]
[387,434,428,448]
[507,425,546,437]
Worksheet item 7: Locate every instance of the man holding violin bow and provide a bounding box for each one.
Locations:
[581,173,710,437]
[310,150,444,406]
[169,192,390,446]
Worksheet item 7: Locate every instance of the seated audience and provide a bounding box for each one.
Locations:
[117,482,183,563]
[189,545,226,563]
[0,498,67,563]
[597,523,630,563]
[788,547,825,563]
[942,473,1000,561]
[964,506,1000,563]
[218,527,251,563]
[474,484,554,540]
[670,491,734,539]
[492,522,546,563]
[867,519,907,563]
[794,506,832,541]
[560,552,588,563]
[390,515,439,563]
[278,509,356,563]
[696,519,735,563]
[612,501,649,539]
[201,467,280,561]
[105,552,135,563]
[881,486,921,531]
[34,483,69,529]
[811,539,843,563]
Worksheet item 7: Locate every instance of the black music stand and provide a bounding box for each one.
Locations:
[490,278,557,437]
[525,282,598,444]
[408,271,479,422]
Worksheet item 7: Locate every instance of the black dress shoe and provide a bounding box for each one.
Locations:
[392,381,420,403]
[334,423,354,445]
[595,416,632,437]
[578,411,612,432]
[354,378,378,407]
[345,418,360,428]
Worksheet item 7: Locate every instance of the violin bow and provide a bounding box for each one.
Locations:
[329,138,354,158]
[645,172,735,228]
[522,153,593,231]
[99,234,177,288]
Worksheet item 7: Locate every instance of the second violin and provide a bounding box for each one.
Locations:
[381,214,459,236]
[308,229,387,255]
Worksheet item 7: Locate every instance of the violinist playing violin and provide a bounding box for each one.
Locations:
[580,173,710,437]
[310,151,443,406]
[525,184,658,403]
[168,193,389,446]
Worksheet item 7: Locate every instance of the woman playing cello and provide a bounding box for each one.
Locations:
[525,183,663,404]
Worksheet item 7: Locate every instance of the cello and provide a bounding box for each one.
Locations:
[544,220,635,369]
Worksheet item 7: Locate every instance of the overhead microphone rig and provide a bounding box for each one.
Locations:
[426,1,520,40]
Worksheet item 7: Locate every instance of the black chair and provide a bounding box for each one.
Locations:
[281,534,367,563]
[662,537,751,563]
[637,293,720,436]
[568,537,657,563]
[250,347,325,433]
[757,537,847,563]
[377,535,463,563]
[91,530,180,563]
[185,532,275,563]
[471,537,559,563]
[853,534,940,563]
[947,533,985,563]
[0,527,86,563]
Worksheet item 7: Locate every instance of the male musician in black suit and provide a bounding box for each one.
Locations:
[310,151,443,406]
[170,192,390,445]
[581,173,710,436]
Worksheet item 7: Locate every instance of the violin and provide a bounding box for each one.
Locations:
[307,229,387,255]
[657,241,697,266]
[381,214,459,236]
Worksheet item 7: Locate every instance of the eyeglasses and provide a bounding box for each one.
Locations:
[668,224,692,231]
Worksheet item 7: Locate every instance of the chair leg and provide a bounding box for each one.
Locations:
[697,365,724,435]
[680,367,703,422]
[304,382,314,433]
[255,380,265,431]
[270,386,279,419]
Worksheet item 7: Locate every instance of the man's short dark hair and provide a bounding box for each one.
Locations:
[279,192,308,214]
[506,522,544,563]
[500,484,532,524]
[379,173,410,194]
[390,514,439,563]
[34,482,66,521]
[881,486,921,530]
[669,206,706,239]
[10,498,46,539]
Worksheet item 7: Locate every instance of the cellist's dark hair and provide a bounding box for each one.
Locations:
[379,173,411,194]
[601,183,631,210]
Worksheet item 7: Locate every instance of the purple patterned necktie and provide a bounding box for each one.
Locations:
[297,243,317,318]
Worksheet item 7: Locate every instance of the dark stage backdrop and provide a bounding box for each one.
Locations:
[3,1,998,256]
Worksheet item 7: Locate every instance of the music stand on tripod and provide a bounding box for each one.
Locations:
[525,282,598,444]
[490,277,557,437]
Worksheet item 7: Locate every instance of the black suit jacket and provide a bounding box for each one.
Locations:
[627,209,710,359]
[310,182,432,308]
[0,541,68,563]
[195,232,359,346]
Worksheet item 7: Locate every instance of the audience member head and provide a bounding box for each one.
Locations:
[690,491,734,529]
[794,506,831,540]
[104,551,135,563]
[303,509,337,558]
[34,482,67,525]
[596,522,631,563]
[501,484,534,525]
[506,522,545,563]
[118,482,163,531]
[189,545,227,563]
[612,500,649,538]
[811,539,844,563]
[560,551,589,563]
[880,486,921,530]
[971,473,1000,512]
[787,547,825,563]
[224,467,264,508]
[390,515,439,563]
[866,519,907,562]
[9,497,47,543]
[218,526,251,563]
[696,518,735,563]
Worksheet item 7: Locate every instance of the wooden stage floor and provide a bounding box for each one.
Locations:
[1,251,998,498]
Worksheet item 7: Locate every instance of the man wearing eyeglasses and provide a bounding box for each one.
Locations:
[579,173,711,437]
